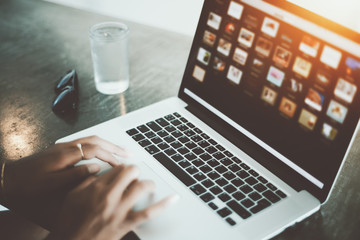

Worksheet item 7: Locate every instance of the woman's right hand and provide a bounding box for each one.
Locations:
[48,165,178,240]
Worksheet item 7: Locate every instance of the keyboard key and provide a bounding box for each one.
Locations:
[241,198,255,208]
[245,177,258,186]
[194,172,206,181]
[157,130,169,138]
[201,179,215,188]
[171,130,183,138]
[209,202,218,210]
[223,150,233,158]
[231,178,244,187]
[263,190,281,203]
[213,152,225,160]
[227,200,251,219]
[177,124,189,131]
[237,170,250,179]
[145,131,156,138]
[157,142,169,150]
[231,157,242,164]
[215,166,227,174]
[200,192,215,203]
[224,184,237,194]
[217,207,232,218]
[250,199,271,214]
[276,190,287,198]
[216,177,228,186]
[186,166,199,175]
[171,119,182,126]
[165,125,176,132]
[187,122,195,128]
[208,159,220,167]
[228,164,241,173]
[192,147,205,155]
[232,191,246,201]
[170,141,182,149]
[224,172,236,180]
[201,133,210,140]
[177,147,190,155]
[193,159,205,167]
[240,185,253,194]
[137,125,150,133]
[179,117,188,123]
[249,170,259,177]
[164,136,176,143]
[138,139,151,147]
[219,193,231,202]
[191,135,203,142]
[208,139,217,145]
[151,137,162,144]
[215,144,226,151]
[193,128,202,134]
[179,160,191,168]
[178,136,190,143]
[198,140,210,148]
[210,186,222,195]
[155,118,169,127]
[208,171,220,180]
[226,217,236,226]
[126,128,139,136]
[164,148,177,156]
[199,165,212,173]
[132,134,145,142]
[171,154,183,162]
[258,176,268,184]
[249,192,262,201]
[173,112,181,118]
[185,153,196,161]
[153,152,196,186]
[146,121,162,132]
[190,184,206,195]
[164,114,176,121]
[184,129,196,137]
[240,163,250,170]
[205,146,217,154]
[267,183,278,191]
[254,183,267,193]
[220,158,233,166]
[185,142,197,149]
[145,145,160,155]
[200,153,212,161]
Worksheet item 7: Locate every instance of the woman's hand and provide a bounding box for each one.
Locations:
[2,136,129,230]
[48,165,178,240]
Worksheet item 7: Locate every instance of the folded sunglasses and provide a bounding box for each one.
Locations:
[52,69,79,114]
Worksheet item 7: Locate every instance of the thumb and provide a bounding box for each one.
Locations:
[51,164,100,189]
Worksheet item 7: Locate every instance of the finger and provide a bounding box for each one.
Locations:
[121,180,155,209]
[49,164,100,190]
[126,194,180,227]
[73,136,130,158]
[98,165,140,199]
[81,144,120,167]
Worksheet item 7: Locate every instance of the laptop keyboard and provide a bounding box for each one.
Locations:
[126,112,287,226]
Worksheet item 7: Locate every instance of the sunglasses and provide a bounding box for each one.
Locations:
[52,69,79,114]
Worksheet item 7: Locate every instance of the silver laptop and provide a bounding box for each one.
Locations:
[58,0,360,239]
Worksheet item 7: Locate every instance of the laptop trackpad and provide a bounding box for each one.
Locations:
[133,161,178,211]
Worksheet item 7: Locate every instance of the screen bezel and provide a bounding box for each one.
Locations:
[178,0,360,203]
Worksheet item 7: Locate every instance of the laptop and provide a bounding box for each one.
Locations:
[58,0,360,239]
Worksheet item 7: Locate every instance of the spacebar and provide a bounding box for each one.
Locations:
[153,152,196,186]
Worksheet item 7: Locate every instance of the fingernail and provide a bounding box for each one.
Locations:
[88,164,100,174]
[166,194,180,207]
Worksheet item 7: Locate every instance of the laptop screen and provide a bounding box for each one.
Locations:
[179,0,360,201]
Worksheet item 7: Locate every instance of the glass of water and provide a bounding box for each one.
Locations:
[89,22,130,95]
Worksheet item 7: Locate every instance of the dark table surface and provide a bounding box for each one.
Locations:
[0,0,359,239]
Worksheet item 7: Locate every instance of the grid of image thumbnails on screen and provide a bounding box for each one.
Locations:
[192,1,360,143]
